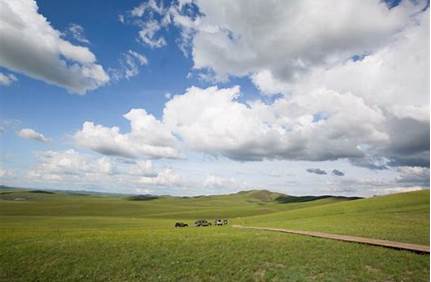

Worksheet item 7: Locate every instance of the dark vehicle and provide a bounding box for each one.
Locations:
[175,222,188,227]
[223,219,228,225]
[194,219,211,227]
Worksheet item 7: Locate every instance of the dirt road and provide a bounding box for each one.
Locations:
[232,225,430,253]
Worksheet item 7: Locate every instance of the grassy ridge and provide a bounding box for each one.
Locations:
[0,189,347,219]
[241,190,430,244]
[0,188,429,281]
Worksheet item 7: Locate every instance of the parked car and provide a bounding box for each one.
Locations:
[223,219,228,225]
[175,222,188,227]
[194,219,211,227]
[215,219,223,226]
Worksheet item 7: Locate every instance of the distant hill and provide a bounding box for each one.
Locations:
[275,194,361,204]
[236,189,285,202]
[128,195,159,201]
[0,187,363,219]
[0,185,362,204]
[29,190,55,194]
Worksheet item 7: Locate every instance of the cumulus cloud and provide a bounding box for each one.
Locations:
[0,72,17,86]
[121,0,428,169]
[17,128,49,143]
[163,85,387,162]
[154,0,428,168]
[18,0,422,195]
[73,76,427,171]
[15,149,427,196]
[332,169,345,177]
[26,149,186,191]
[284,11,429,114]
[0,0,109,94]
[186,0,423,82]
[74,109,180,159]
[251,70,289,96]
[306,168,327,175]
[28,150,109,181]
[284,12,429,168]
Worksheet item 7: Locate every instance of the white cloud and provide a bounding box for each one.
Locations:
[77,72,428,168]
[138,168,182,186]
[138,20,167,48]
[163,85,387,162]
[123,0,169,48]
[128,160,157,177]
[285,12,430,167]
[70,78,421,167]
[203,174,243,190]
[251,70,289,96]
[28,150,101,180]
[126,0,203,51]
[148,0,428,167]
[110,50,148,80]
[118,14,125,23]
[5,148,427,196]
[0,0,109,94]
[66,23,89,44]
[74,109,180,159]
[0,72,17,86]
[131,0,164,17]
[24,149,186,192]
[0,167,14,178]
[121,1,428,167]
[286,12,429,120]
[187,0,423,82]
[17,128,49,143]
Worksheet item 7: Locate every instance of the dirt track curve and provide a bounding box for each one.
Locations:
[232,225,430,254]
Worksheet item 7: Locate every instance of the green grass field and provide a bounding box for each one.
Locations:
[0,188,429,281]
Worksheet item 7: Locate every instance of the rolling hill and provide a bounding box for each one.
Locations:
[0,187,429,281]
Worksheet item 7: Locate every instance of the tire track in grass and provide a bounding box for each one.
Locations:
[232,225,430,254]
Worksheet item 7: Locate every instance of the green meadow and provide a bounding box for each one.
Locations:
[0,188,429,281]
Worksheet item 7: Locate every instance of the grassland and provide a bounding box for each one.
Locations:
[0,188,429,281]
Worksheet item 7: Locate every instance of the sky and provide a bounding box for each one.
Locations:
[0,0,429,196]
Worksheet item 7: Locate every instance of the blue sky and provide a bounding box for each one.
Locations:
[0,0,429,196]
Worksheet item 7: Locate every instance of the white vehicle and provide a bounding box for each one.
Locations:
[215,219,223,226]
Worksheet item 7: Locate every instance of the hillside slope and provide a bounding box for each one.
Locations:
[240,190,430,245]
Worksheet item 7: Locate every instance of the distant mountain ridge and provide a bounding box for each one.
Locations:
[0,185,362,203]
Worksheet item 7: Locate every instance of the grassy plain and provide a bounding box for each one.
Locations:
[0,188,429,281]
